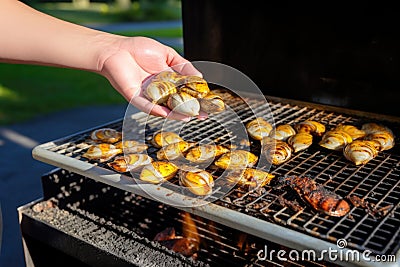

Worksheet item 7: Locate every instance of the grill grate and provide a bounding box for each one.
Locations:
[34,93,400,260]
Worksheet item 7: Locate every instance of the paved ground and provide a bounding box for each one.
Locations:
[0,104,128,266]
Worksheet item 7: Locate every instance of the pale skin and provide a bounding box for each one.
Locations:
[0,0,205,121]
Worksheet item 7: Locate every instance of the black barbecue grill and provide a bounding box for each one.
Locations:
[21,93,400,266]
[19,1,400,266]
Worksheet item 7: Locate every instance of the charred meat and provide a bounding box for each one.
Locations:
[278,176,350,217]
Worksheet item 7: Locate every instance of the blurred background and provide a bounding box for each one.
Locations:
[0,1,182,266]
[0,0,183,125]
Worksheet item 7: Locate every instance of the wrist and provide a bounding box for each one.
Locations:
[92,32,127,74]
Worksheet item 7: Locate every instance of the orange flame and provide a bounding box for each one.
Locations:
[182,212,200,250]
[237,233,248,253]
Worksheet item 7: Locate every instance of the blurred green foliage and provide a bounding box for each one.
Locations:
[30,0,182,24]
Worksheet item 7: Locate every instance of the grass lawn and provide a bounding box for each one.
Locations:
[0,65,125,125]
[0,2,183,125]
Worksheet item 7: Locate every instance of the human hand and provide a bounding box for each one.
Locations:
[99,36,206,121]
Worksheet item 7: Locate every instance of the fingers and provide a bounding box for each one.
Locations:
[165,47,203,77]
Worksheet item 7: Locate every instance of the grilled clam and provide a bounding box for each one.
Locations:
[344,140,379,165]
[246,117,273,141]
[364,132,395,151]
[287,132,313,153]
[361,123,395,151]
[144,81,177,104]
[269,124,296,141]
[319,130,353,151]
[156,141,196,161]
[150,131,183,148]
[361,123,392,134]
[262,136,292,165]
[199,93,225,113]
[185,144,230,163]
[178,167,214,196]
[177,76,210,98]
[214,150,258,169]
[152,71,181,83]
[90,128,122,143]
[167,92,200,117]
[107,154,152,173]
[228,168,275,190]
[139,161,179,184]
[334,125,366,140]
[294,121,325,137]
[82,144,122,162]
[114,140,148,153]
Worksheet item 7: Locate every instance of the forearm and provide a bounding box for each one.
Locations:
[0,0,123,72]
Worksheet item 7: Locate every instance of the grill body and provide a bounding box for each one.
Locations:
[29,94,400,266]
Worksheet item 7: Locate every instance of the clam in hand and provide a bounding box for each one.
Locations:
[199,93,225,113]
[152,70,181,83]
[107,154,153,173]
[150,131,183,148]
[167,92,200,117]
[246,117,273,141]
[344,140,379,165]
[179,167,214,196]
[139,161,179,184]
[214,150,258,169]
[176,76,210,98]
[90,128,122,143]
[319,130,353,151]
[144,81,177,105]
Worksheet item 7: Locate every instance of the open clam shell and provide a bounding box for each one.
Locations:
[90,128,122,143]
[108,154,152,173]
[144,81,177,104]
[178,167,214,196]
[199,93,225,113]
[246,118,273,141]
[344,140,379,165]
[319,130,353,151]
[177,76,210,98]
[167,92,200,117]
[150,131,183,148]
[269,124,296,141]
[139,161,179,184]
[214,150,258,169]
[287,132,313,153]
